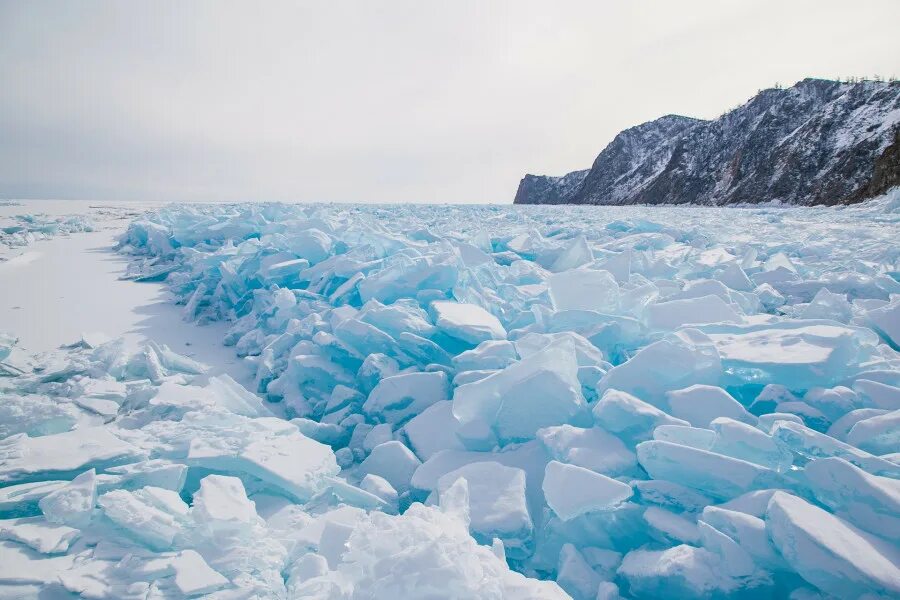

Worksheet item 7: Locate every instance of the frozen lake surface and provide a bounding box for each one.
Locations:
[0,194,898,598]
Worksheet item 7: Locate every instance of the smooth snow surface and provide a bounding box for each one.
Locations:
[1,192,900,598]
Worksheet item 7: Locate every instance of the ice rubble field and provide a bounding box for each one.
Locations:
[0,212,95,261]
[2,194,900,599]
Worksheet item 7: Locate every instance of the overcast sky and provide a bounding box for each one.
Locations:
[2,1,898,204]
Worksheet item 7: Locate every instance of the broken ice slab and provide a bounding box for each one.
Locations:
[184,413,340,502]
[637,440,787,501]
[0,517,80,554]
[803,457,900,540]
[430,300,507,345]
[698,320,882,390]
[436,461,533,557]
[0,427,145,484]
[543,460,633,521]
[452,338,590,444]
[766,491,900,599]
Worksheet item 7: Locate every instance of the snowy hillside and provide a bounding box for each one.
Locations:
[515,79,900,206]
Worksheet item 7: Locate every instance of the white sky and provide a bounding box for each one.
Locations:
[1,0,898,204]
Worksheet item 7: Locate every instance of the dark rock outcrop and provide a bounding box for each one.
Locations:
[514,79,900,206]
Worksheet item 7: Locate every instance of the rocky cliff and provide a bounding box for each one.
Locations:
[514,79,900,206]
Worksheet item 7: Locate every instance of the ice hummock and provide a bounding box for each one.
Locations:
[1,193,900,598]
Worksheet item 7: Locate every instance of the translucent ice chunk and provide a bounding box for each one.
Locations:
[645,295,743,331]
[98,487,189,550]
[537,424,637,476]
[550,236,593,272]
[846,409,900,455]
[172,549,230,596]
[700,506,784,570]
[453,338,589,443]
[702,321,880,389]
[437,462,532,556]
[770,420,900,478]
[0,517,80,554]
[709,417,794,472]
[363,370,450,424]
[592,389,689,444]
[404,400,464,461]
[766,491,900,599]
[865,297,900,349]
[38,469,96,528]
[542,460,632,521]
[359,440,422,493]
[549,268,622,313]
[556,543,603,600]
[804,457,900,540]
[430,300,506,344]
[0,480,66,517]
[598,329,721,401]
[637,440,784,500]
[652,424,715,450]
[0,427,143,484]
[666,385,755,428]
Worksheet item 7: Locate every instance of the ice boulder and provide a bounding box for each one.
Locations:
[592,389,689,444]
[556,543,604,600]
[700,505,784,570]
[0,517,80,555]
[171,549,230,596]
[38,469,96,528]
[665,385,755,428]
[803,457,900,540]
[453,338,589,444]
[618,543,769,598]
[149,410,341,501]
[537,424,637,476]
[542,460,632,521]
[766,491,900,599]
[708,418,793,472]
[98,486,189,550]
[645,294,743,331]
[0,427,143,484]
[430,300,506,345]
[864,297,900,349]
[192,474,258,532]
[548,269,620,313]
[403,400,464,461]
[637,440,784,500]
[288,478,569,598]
[288,228,332,264]
[845,409,900,456]
[363,370,450,424]
[358,441,422,493]
[452,340,518,372]
[437,462,533,557]
[702,321,880,390]
[597,329,721,402]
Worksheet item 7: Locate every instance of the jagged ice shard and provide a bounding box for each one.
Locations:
[1,191,900,598]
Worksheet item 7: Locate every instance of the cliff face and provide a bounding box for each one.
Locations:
[514,79,900,206]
